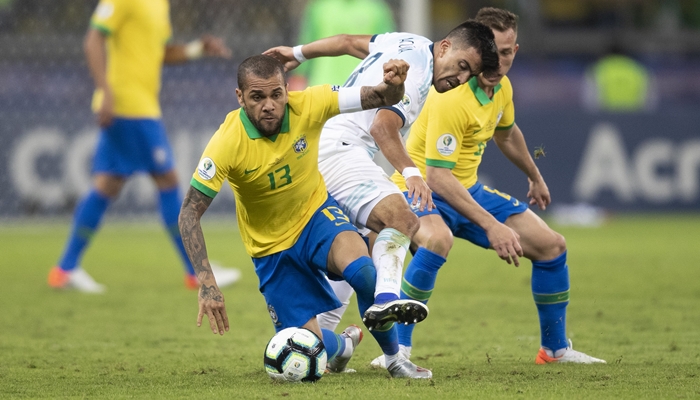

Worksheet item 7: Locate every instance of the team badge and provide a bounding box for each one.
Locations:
[293,136,308,153]
[331,85,341,92]
[437,133,457,156]
[197,157,216,180]
[397,94,412,113]
[268,304,281,326]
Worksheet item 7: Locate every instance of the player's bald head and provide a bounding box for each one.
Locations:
[237,55,287,91]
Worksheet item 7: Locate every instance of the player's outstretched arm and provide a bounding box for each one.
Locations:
[179,186,229,336]
[426,166,523,266]
[359,59,409,110]
[164,34,232,64]
[263,34,373,72]
[493,124,551,210]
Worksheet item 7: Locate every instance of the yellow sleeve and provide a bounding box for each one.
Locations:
[496,76,515,130]
[190,113,238,198]
[423,88,469,169]
[307,85,341,126]
[90,0,130,35]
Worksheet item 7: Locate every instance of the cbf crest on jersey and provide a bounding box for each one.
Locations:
[268,304,281,327]
[293,135,308,159]
[197,157,216,180]
[437,133,457,156]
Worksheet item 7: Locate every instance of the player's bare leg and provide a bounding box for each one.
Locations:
[362,194,429,330]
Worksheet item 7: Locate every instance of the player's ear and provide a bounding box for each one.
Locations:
[513,43,520,56]
[437,39,451,57]
[235,88,244,106]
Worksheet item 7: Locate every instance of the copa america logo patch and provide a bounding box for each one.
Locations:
[437,133,457,156]
[331,85,341,92]
[397,94,412,113]
[95,2,114,19]
[293,136,308,153]
[268,304,281,326]
[197,157,216,180]
[496,110,503,126]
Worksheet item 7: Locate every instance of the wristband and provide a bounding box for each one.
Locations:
[293,45,307,64]
[402,167,422,180]
[184,39,204,60]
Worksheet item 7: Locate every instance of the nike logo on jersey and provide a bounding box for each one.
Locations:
[244,166,261,175]
[472,127,483,135]
[335,221,349,226]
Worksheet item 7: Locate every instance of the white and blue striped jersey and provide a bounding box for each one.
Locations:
[318,32,434,160]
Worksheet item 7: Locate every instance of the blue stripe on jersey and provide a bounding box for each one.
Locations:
[378,106,406,126]
[370,34,378,42]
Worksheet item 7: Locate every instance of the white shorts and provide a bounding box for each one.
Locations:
[319,144,404,230]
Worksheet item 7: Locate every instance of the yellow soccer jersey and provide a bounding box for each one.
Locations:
[191,86,341,258]
[392,76,515,190]
[90,0,171,118]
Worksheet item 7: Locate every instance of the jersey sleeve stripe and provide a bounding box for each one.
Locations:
[90,22,112,35]
[426,159,456,169]
[370,34,378,42]
[378,106,406,127]
[190,178,218,198]
[495,121,515,130]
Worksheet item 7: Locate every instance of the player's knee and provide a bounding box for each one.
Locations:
[544,231,567,259]
[424,226,453,257]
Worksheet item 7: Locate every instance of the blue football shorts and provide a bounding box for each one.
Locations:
[252,195,360,332]
[92,118,175,176]
[406,181,528,249]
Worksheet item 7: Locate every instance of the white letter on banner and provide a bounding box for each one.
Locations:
[677,139,700,203]
[635,139,674,203]
[574,123,634,202]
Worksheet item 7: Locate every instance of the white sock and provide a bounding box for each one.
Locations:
[372,228,410,299]
[340,337,354,358]
[384,352,399,367]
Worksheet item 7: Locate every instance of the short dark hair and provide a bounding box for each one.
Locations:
[444,20,499,77]
[475,7,519,34]
[237,55,286,91]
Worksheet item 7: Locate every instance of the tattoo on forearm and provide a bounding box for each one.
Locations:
[179,187,214,283]
[200,284,224,302]
[360,83,404,110]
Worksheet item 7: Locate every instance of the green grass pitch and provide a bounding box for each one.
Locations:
[1,214,699,399]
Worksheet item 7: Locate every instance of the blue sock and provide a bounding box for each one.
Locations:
[58,190,111,271]
[532,251,570,352]
[321,328,346,362]
[158,187,195,276]
[398,247,446,346]
[343,256,399,356]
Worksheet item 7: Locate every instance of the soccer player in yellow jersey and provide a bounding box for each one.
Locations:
[179,55,432,378]
[48,0,238,293]
[371,7,606,366]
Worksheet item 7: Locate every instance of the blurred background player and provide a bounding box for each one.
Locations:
[265,21,500,342]
[179,54,432,379]
[47,0,240,293]
[370,7,605,366]
[288,0,395,90]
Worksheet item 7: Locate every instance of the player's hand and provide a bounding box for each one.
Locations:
[201,34,232,59]
[527,177,551,210]
[405,176,434,212]
[97,87,114,128]
[485,222,523,267]
[197,282,229,335]
[262,46,301,72]
[382,59,409,87]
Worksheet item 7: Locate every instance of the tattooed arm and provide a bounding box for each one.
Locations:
[179,186,229,335]
[360,58,409,110]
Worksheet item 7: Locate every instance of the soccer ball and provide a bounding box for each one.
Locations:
[263,327,327,383]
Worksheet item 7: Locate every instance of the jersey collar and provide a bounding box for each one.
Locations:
[239,105,290,142]
[468,76,502,106]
